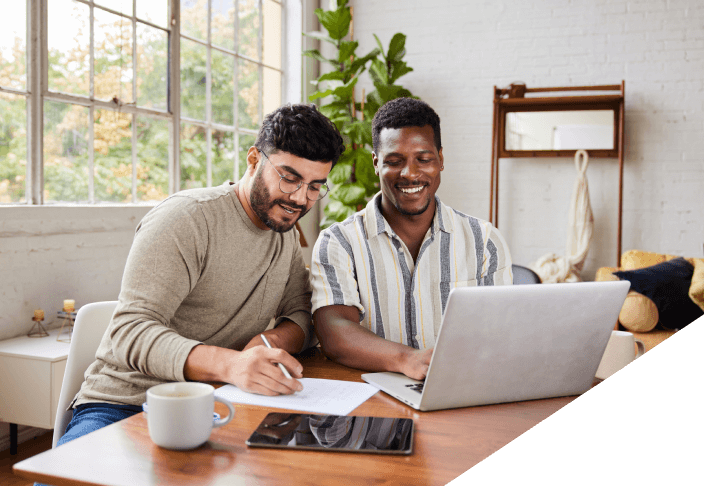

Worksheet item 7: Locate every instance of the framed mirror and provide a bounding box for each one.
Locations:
[505,110,615,152]
[489,83,625,263]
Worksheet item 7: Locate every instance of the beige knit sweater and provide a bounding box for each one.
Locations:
[73,182,312,407]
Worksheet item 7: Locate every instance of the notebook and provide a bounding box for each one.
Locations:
[362,280,630,411]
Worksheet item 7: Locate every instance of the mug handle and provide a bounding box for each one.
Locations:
[634,339,645,359]
[213,397,235,428]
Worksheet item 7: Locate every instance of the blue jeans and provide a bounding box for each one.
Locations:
[36,403,143,486]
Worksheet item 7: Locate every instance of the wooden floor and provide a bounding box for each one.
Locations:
[0,432,53,486]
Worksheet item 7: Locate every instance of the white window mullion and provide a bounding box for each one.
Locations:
[257,0,263,125]
[88,107,95,203]
[88,2,95,203]
[131,0,138,202]
[206,0,212,187]
[132,112,137,202]
[89,3,95,101]
[233,0,240,182]
[28,0,46,204]
[170,0,181,194]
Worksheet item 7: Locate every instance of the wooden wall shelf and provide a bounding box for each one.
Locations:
[489,82,625,265]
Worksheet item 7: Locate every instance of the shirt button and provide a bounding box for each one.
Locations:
[415,334,420,340]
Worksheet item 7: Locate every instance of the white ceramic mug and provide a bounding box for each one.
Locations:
[144,382,235,450]
[595,330,645,380]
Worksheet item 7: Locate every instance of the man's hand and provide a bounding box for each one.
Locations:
[314,305,435,380]
[225,345,303,395]
[399,347,434,381]
[184,343,303,396]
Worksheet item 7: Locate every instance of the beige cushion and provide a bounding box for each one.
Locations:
[618,291,659,333]
[689,258,704,312]
[595,267,619,282]
[620,250,666,270]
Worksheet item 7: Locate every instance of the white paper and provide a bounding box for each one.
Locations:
[214,378,378,416]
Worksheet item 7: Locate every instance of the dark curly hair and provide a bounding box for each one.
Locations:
[372,98,441,153]
[255,104,345,167]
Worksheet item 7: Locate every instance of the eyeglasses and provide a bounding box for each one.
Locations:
[259,150,329,201]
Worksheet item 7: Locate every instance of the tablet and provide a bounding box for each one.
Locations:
[246,412,414,455]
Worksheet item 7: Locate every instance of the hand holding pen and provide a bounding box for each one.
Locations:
[261,334,303,392]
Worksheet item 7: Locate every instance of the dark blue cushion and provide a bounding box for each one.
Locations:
[613,257,703,330]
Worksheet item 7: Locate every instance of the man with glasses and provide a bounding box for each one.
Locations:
[54,104,344,451]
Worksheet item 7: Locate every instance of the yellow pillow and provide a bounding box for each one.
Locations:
[618,291,659,333]
[620,250,666,270]
[689,259,704,312]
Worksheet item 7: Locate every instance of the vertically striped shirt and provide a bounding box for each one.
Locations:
[311,194,513,350]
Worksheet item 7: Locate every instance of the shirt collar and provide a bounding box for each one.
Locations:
[364,192,451,239]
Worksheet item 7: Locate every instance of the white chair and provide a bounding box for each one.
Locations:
[52,301,118,448]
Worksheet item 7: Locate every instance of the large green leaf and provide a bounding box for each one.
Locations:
[308,88,334,101]
[343,120,372,147]
[349,48,381,76]
[373,34,386,63]
[331,77,358,101]
[315,71,347,84]
[303,49,336,67]
[328,160,354,185]
[368,58,388,86]
[303,31,335,45]
[315,6,351,41]
[319,100,351,121]
[322,199,356,227]
[338,41,358,63]
[389,61,413,84]
[330,182,367,206]
[354,150,379,195]
[387,33,407,62]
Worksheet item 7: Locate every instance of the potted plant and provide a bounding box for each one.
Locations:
[305,0,415,227]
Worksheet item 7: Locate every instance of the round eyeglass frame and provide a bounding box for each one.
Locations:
[259,149,329,201]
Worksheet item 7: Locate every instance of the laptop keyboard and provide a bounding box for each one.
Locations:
[405,383,424,393]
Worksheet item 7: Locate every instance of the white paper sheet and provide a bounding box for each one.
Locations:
[214,378,378,416]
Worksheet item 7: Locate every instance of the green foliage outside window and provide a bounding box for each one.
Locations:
[0,1,264,204]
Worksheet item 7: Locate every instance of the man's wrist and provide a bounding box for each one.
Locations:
[265,320,306,354]
[184,344,233,383]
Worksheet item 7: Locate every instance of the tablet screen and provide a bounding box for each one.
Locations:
[246,413,414,455]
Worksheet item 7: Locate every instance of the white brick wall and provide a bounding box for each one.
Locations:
[0,206,150,341]
[350,0,704,278]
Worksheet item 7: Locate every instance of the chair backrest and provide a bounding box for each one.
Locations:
[512,264,542,285]
[52,301,118,448]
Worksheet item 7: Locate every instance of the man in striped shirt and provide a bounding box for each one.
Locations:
[311,98,512,380]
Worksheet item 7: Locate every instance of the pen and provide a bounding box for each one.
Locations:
[260,334,294,380]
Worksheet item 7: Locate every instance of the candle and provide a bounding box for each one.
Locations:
[63,299,75,312]
[34,309,45,320]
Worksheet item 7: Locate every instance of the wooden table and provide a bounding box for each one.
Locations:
[13,350,578,486]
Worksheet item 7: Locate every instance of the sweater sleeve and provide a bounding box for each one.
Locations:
[274,227,314,351]
[105,196,207,382]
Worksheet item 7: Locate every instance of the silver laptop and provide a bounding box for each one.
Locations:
[362,280,630,411]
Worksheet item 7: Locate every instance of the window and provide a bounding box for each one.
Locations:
[0,0,287,205]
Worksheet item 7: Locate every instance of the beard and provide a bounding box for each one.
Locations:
[394,196,432,216]
[249,165,309,233]
[392,184,433,216]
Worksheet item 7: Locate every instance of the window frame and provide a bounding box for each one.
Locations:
[0,0,298,206]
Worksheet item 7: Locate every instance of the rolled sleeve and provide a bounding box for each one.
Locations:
[480,222,513,286]
[310,226,365,317]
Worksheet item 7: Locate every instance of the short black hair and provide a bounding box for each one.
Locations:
[255,104,345,167]
[372,97,442,152]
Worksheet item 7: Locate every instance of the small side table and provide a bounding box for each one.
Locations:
[0,329,70,454]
